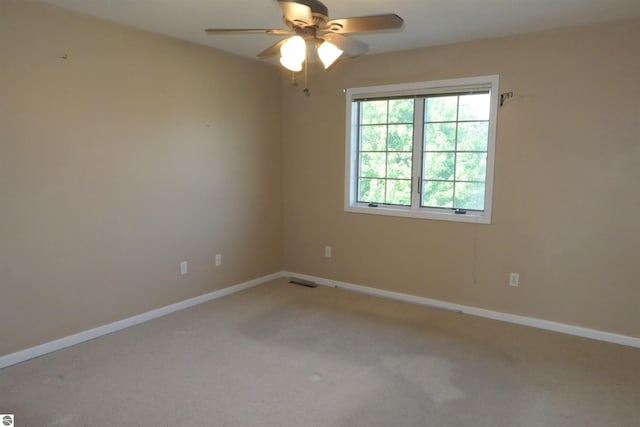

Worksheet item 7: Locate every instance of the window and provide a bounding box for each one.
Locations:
[345,75,499,224]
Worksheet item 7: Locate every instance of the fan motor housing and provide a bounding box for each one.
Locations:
[293,0,328,18]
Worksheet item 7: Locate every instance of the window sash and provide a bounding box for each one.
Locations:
[356,97,416,207]
[421,92,490,212]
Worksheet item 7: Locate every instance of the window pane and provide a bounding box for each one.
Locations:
[361,125,387,151]
[361,100,387,124]
[424,152,455,181]
[422,181,454,208]
[388,124,413,151]
[456,153,487,182]
[387,153,412,179]
[425,96,458,122]
[360,152,386,178]
[424,123,456,151]
[458,93,490,121]
[457,122,488,151]
[388,99,414,123]
[359,178,385,203]
[454,182,485,210]
[386,180,411,205]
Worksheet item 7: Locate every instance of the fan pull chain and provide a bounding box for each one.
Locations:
[303,56,310,96]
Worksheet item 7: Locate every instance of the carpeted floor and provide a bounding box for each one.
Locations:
[1,278,639,426]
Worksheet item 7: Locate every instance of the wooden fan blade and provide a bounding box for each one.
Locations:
[278,0,314,26]
[321,33,368,57]
[257,38,290,58]
[205,28,293,35]
[325,14,404,34]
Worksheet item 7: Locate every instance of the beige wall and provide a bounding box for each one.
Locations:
[282,19,640,337]
[0,1,282,355]
[2,0,639,358]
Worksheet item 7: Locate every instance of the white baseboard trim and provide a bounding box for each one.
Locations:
[0,272,283,369]
[283,271,640,349]
[4,270,638,370]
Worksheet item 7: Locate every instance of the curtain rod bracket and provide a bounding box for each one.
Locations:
[500,91,513,107]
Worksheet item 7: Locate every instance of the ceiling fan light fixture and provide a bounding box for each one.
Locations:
[317,41,343,69]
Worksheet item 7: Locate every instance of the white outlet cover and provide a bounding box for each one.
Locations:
[509,272,519,287]
[180,261,188,276]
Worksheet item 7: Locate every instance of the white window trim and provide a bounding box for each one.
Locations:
[344,75,499,224]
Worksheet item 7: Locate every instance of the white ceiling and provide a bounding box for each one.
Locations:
[40,0,640,61]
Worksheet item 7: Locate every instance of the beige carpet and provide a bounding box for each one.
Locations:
[1,278,639,426]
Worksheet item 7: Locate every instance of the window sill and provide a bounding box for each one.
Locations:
[345,204,491,224]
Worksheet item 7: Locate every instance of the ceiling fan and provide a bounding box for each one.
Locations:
[205,0,404,71]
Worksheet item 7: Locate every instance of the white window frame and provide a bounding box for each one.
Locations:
[344,75,499,224]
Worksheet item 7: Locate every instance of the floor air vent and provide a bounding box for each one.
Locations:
[289,278,318,288]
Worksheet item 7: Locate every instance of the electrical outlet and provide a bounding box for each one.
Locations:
[324,245,332,258]
[180,261,188,276]
[215,254,222,267]
[509,272,519,287]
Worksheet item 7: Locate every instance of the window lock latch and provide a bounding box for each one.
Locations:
[368,203,379,208]
[454,208,467,215]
